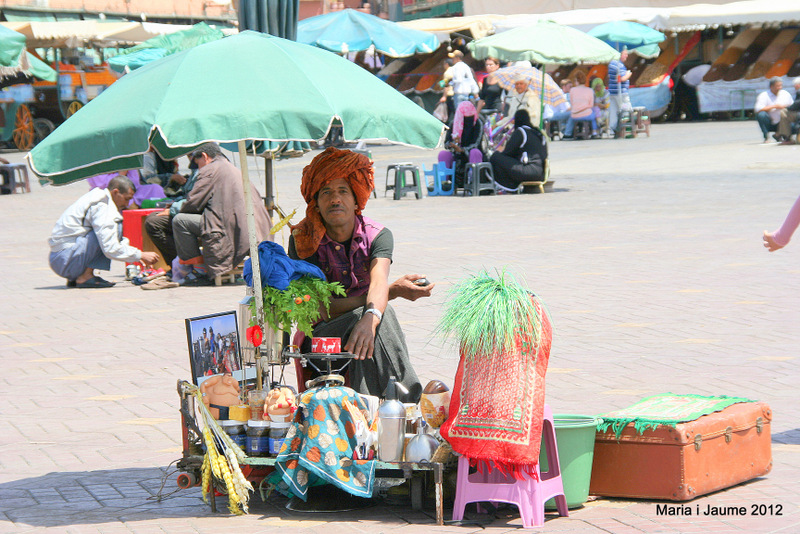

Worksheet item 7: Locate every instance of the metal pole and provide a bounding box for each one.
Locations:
[264,154,275,218]
[238,140,265,390]
[539,66,546,130]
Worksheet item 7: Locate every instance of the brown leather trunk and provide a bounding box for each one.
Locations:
[589,402,772,501]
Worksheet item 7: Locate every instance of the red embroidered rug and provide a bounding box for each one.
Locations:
[440,296,551,477]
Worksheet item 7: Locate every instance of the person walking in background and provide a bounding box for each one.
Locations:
[764,194,800,251]
[608,47,633,135]
[755,77,793,143]
[445,50,479,109]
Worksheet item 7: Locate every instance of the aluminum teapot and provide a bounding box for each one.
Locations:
[404,420,439,463]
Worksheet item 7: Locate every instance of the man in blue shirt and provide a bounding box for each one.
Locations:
[607,48,633,135]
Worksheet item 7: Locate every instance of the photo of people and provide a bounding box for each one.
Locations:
[185,311,242,386]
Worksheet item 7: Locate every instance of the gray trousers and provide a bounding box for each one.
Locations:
[608,93,632,133]
[49,230,111,281]
[172,213,203,261]
[777,109,798,139]
[312,304,422,403]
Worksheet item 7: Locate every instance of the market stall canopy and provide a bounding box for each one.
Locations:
[588,21,665,59]
[28,31,445,185]
[468,20,619,65]
[297,9,438,57]
[398,14,507,41]
[491,8,668,34]
[0,20,227,48]
[661,0,800,32]
[108,23,226,73]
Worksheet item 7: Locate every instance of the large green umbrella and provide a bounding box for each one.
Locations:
[469,20,619,128]
[469,20,620,65]
[27,31,444,367]
[28,31,444,184]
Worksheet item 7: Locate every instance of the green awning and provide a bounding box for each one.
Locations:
[2,9,57,22]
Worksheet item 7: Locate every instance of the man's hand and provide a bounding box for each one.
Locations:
[389,274,435,301]
[345,312,380,360]
[140,251,160,265]
[169,173,187,186]
[157,209,170,217]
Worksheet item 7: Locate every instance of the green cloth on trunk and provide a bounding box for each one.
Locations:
[598,393,755,439]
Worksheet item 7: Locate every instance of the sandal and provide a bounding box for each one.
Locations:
[141,278,180,290]
[75,276,116,289]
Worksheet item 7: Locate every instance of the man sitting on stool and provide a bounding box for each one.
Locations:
[172,142,271,286]
[288,147,434,402]
[48,176,159,288]
[755,77,793,143]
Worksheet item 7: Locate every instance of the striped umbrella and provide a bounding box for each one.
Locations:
[491,65,567,108]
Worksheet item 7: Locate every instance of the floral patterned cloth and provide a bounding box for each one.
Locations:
[275,386,375,500]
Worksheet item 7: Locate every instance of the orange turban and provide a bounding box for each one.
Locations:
[291,147,374,259]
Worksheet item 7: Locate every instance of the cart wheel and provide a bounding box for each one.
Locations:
[12,104,35,151]
[66,100,83,118]
[176,471,198,489]
[410,474,423,511]
[33,118,56,144]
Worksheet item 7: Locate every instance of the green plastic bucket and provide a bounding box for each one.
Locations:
[539,414,598,509]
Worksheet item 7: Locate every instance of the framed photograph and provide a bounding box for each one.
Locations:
[185,310,245,386]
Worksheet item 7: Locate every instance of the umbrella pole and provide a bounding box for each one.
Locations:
[264,155,275,218]
[238,140,265,390]
[539,66,546,130]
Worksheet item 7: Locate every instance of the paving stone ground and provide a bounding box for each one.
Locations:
[1,119,798,533]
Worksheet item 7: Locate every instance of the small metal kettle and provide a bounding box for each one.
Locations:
[404,420,439,463]
[377,377,408,462]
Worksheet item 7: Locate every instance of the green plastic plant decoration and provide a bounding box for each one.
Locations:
[437,269,543,361]
[250,275,346,337]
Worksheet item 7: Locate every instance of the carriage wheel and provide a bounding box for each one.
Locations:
[66,100,83,118]
[33,118,56,144]
[12,104,35,151]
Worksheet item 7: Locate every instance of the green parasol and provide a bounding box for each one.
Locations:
[0,25,56,84]
[469,21,619,128]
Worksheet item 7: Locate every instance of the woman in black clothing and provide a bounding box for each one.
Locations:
[489,109,548,191]
[476,57,503,114]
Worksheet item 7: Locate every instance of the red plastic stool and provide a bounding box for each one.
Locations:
[451,404,569,528]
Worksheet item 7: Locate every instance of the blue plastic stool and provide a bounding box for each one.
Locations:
[422,163,438,196]
[430,161,455,196]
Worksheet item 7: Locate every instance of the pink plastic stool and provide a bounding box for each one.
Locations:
[451,405,569,528]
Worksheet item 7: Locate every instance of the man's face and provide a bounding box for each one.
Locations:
[110,188,134,210]
[620,50,628,62]
[317,177,356,227]
[771,81,782,95]
[514,80,529,94]
[795,82,800,93]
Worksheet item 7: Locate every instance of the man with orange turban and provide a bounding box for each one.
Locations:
[289,147,434,402]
